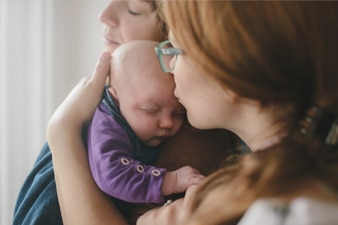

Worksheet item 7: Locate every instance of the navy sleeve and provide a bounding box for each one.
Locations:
[13,143,62,225]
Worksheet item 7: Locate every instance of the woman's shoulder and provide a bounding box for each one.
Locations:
[238,197,338,225]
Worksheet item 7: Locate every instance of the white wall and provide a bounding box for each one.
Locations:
[0,1,109,224]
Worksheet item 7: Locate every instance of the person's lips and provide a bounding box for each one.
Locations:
[103,36,120,46]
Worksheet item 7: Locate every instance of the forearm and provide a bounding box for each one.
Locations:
[49,124,128,225]
[46,51,127,225]
[89,148,166,203]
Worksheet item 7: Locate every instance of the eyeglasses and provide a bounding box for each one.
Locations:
[155,40,183,73]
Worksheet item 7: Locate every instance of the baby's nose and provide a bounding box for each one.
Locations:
[159,115,174,129]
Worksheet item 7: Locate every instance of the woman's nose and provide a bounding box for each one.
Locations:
[98,2,118,27]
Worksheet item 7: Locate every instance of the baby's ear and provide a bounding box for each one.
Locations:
[105,76,110,86]
[108,86,118,102]
[106,58,114,85]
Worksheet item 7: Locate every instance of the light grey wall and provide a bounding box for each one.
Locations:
[0,1,109,224]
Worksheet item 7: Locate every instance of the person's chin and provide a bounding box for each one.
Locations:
[145,139,164,148]
[104,44,118,54]
[103,39,120,53]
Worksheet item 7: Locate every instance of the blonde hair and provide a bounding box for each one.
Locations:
[146,0,168,38]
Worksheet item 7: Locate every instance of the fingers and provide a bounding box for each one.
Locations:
[177,166,205,186]
[83,51,111,106]
[77,51,111,118]
[48,51,112,131]
[88,51,111,87]
[182,185,198,209]
[190,174,205,185]
[93,51,111,80]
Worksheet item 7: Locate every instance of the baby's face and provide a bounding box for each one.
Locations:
[110,40,185,147]
[119,72,185,147]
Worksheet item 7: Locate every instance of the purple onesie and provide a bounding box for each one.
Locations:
[87,97,167,204]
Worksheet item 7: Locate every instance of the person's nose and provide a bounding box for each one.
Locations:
[159,114,174,130]
[98,2,118,27]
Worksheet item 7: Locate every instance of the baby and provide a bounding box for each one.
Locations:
[87,40,204,216]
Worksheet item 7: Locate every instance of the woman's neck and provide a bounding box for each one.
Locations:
[234,103,288,152]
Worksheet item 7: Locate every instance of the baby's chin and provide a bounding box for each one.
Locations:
[143,137,170,148]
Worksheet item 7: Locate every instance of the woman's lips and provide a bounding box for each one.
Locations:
[103,36,120,46]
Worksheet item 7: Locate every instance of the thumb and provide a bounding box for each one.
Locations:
[89,51,111,88]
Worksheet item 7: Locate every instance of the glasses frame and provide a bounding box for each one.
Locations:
[155,40,183,73]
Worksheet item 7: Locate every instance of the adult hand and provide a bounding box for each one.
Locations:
[47,52,128,225]
[48,51,111,140]
[137,185,198,225]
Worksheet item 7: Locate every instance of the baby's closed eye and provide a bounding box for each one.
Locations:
[140,107,160,115]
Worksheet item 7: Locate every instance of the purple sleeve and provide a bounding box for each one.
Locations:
[87,103,167,204]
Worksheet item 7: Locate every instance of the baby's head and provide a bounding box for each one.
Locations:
[108,40,185,147]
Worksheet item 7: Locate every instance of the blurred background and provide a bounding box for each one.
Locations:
[0,0,109,224]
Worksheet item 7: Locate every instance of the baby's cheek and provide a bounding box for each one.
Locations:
[175,119,185,132]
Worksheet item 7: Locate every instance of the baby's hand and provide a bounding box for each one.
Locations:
[161,166,205,196]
